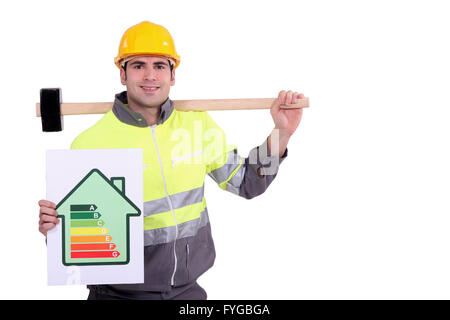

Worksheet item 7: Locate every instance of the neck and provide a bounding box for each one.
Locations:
[126,94,164,126]
[128,103,160,126]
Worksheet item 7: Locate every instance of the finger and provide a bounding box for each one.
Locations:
[40,206,58,217]
[292,91,299,104]
[292,93,305,105]
[285,90,294,105]
[278,90,287,106]
[39,213,59,225]
[39,223,57,236]
[39,200,56,209]
[39,222,57,231]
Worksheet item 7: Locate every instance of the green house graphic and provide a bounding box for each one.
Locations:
[56,169,141,266]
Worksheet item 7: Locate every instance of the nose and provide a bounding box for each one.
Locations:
[144,67,158,81]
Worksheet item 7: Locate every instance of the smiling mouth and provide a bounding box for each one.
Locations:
[140,85,160,92]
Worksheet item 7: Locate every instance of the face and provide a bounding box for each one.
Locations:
[120,55,175,108]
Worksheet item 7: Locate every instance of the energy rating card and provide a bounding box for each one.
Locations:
[46,149,144,286]
[58,169,140,266]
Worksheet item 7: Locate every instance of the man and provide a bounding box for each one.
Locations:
[38,21,304,300]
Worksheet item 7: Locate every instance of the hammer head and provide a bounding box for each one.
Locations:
[40,88,63,132]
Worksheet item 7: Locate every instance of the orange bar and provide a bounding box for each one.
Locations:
[71,235,112,243]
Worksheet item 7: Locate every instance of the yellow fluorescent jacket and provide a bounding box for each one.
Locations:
[70,91,287,292]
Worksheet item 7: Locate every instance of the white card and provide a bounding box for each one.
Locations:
[46,149,144,286]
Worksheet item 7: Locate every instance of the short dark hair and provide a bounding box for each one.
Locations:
[122,59,174,80]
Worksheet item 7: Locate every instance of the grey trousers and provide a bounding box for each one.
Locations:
[87,281,207,300]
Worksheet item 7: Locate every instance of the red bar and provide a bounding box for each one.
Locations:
[71,251,120,259]
[71,243,116,251]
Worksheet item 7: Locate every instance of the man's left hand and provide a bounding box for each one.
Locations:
[270,90,304,138]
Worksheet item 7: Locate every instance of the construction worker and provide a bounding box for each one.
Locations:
[38,21,304,300]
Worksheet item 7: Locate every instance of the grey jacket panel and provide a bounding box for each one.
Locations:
[112,91,174,127]
[238,138,288,199]
[207,138,288,199]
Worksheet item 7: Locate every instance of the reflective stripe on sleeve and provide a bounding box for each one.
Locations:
[208,150,243,185]
[225,164,246,195]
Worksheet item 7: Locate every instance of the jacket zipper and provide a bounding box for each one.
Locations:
[150,125,179,286]
[186,243,190,281]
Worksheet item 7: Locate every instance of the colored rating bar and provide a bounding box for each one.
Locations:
[71,243,117,251]
[71,212,101,220]
[71,235,112,243]
[71,219,105,227]
[70,227,108,236]
[71,251,120,259]
[71,204,97,211]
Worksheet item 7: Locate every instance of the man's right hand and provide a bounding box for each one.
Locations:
[38,200,59,237]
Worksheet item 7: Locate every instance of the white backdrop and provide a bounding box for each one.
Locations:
[1,0,450,299]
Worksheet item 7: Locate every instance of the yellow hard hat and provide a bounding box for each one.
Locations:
[114,21,180,69]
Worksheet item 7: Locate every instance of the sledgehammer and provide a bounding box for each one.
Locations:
[36,88,309,132]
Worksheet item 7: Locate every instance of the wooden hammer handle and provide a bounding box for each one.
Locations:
[36,97,309,116]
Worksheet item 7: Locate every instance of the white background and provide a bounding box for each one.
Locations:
[1,0,450,299]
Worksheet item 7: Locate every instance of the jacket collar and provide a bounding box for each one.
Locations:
[112,91,174,127]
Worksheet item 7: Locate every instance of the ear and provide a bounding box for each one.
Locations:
[120,67,127,85]
[170,69,176,86]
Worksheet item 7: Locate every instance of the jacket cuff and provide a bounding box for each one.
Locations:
[249,138,288,176]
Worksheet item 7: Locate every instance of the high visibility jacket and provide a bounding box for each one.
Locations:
[70,91,287,293]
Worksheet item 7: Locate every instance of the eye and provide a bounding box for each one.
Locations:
[156,65,166,70]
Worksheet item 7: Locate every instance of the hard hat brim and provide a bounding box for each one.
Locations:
[115,53,180,69]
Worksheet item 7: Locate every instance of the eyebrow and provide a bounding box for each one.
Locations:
[153,61,170,67]
[129,60,169,67]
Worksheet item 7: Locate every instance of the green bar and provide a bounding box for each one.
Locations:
[70,204,97,211]
[71,219,104,227]
[70,212,101,220]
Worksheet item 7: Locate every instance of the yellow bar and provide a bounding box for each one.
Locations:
[70,227,108,235]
